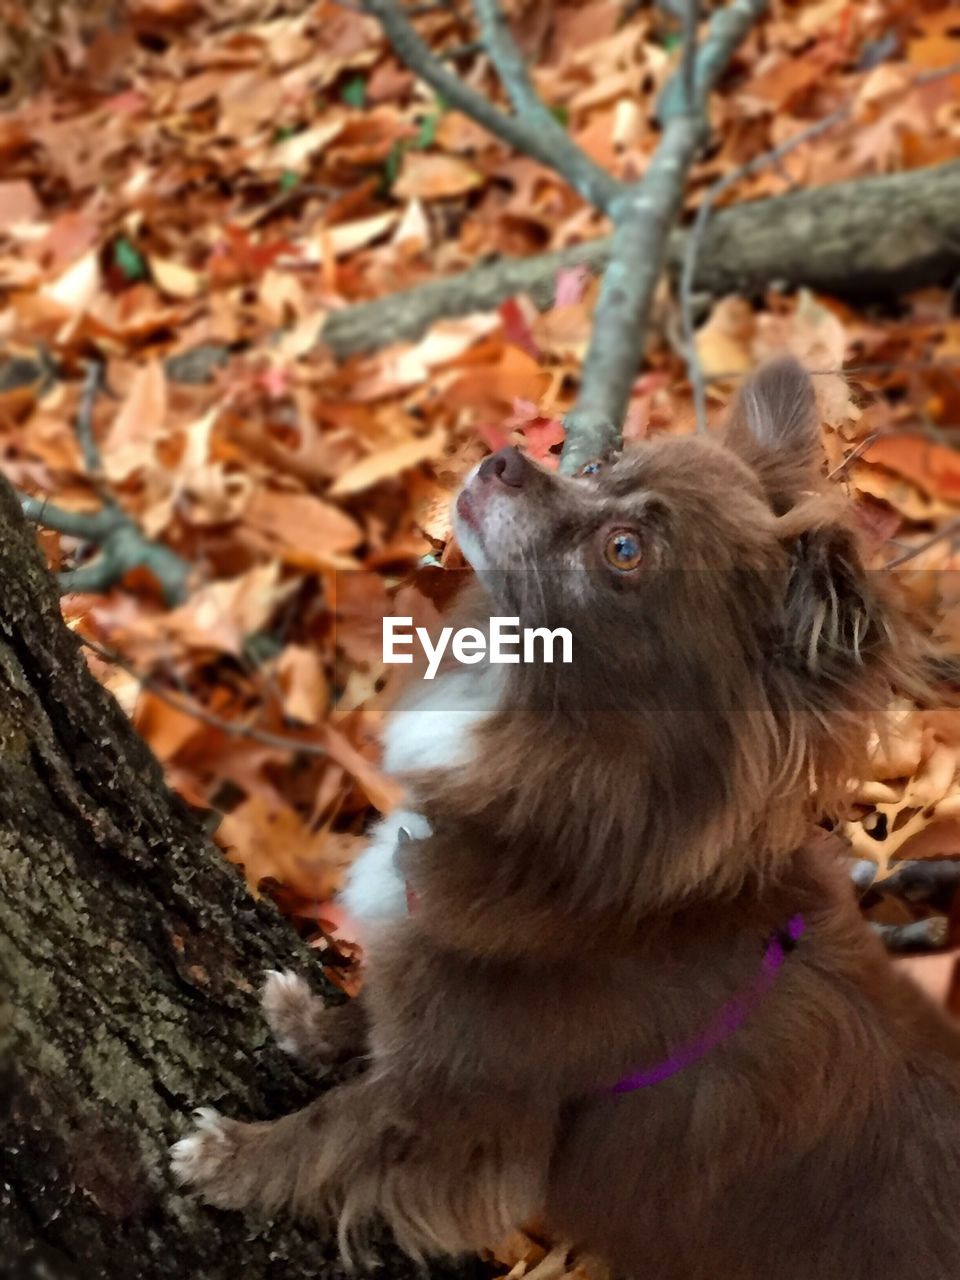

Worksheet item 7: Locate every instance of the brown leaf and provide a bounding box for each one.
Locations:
[394,152,484,200]
[328,430,445,496]
[244,488,363,567]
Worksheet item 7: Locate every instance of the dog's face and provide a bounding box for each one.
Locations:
[452,358,890,722]
[454,433,773,586]
[454,430,784,669]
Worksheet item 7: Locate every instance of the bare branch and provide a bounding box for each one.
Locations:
[679,0,699,117]
[54,524,193,603]
[22,490,191,603]
[559,0,768,473]
[469,0,615,205]
[469,0,553,116]
[659,0,764,120]
[364,0,620,210]
[19,371,193,605]
[560,121,703,474]
[18,494,124,541]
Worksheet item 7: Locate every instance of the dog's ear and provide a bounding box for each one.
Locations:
[726,360,896,680]
[724,357,821,513]
[779,517,891,681]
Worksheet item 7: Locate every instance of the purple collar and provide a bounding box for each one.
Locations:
[607,914,807,1095]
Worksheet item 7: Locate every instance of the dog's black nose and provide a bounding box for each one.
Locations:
[478,446,528,489]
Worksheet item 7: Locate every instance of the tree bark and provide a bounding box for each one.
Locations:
[0,476,477,1280]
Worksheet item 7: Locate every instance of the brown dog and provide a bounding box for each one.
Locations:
[172,358,960,1279]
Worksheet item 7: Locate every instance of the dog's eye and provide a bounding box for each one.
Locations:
[603,529,642,572]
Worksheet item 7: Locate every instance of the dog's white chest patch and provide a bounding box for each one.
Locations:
[341,666,503,925]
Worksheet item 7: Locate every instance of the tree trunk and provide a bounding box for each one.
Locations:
[0,476,477,1280]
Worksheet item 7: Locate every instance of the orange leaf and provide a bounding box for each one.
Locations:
[320,722,402,814]
[244,488,362,567]
[0,180,41,230]
[277,645,329,725]
[219,795,350,901]
[160,562,291,655]
[102,360,168,482]
[134,690,203,761]
[328,430,445,496]
[393,152,484,200]
[863,436,960,501]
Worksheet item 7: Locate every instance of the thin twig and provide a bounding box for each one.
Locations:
[81,636,330,759]
[825,432,879,482]
[75,360,109,494]
[470,0,609,200]
[19,371,192,604]
[364,0,619,210]
[884,516,960,570]
[682,60,960,434]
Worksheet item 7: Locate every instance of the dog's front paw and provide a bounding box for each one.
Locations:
[170,1108,254,1210]
[262,970,318,1054]
[261,968,341,1071]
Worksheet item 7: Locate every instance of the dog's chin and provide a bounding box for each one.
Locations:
[453,508,489,573]
[452,483,492,573]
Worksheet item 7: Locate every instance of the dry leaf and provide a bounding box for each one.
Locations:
[394,152,484,200]
[244,487,363,566]
[328,430,445,496]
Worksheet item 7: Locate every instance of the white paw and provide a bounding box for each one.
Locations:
[262,968,308,1007]
[261,969,316,1052]
[170,1107,232,1190]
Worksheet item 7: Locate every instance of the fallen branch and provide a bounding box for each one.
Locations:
[18,362,191,604]
[151,162,960,383]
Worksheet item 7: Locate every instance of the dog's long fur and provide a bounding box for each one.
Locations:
[172,359,960,1279]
